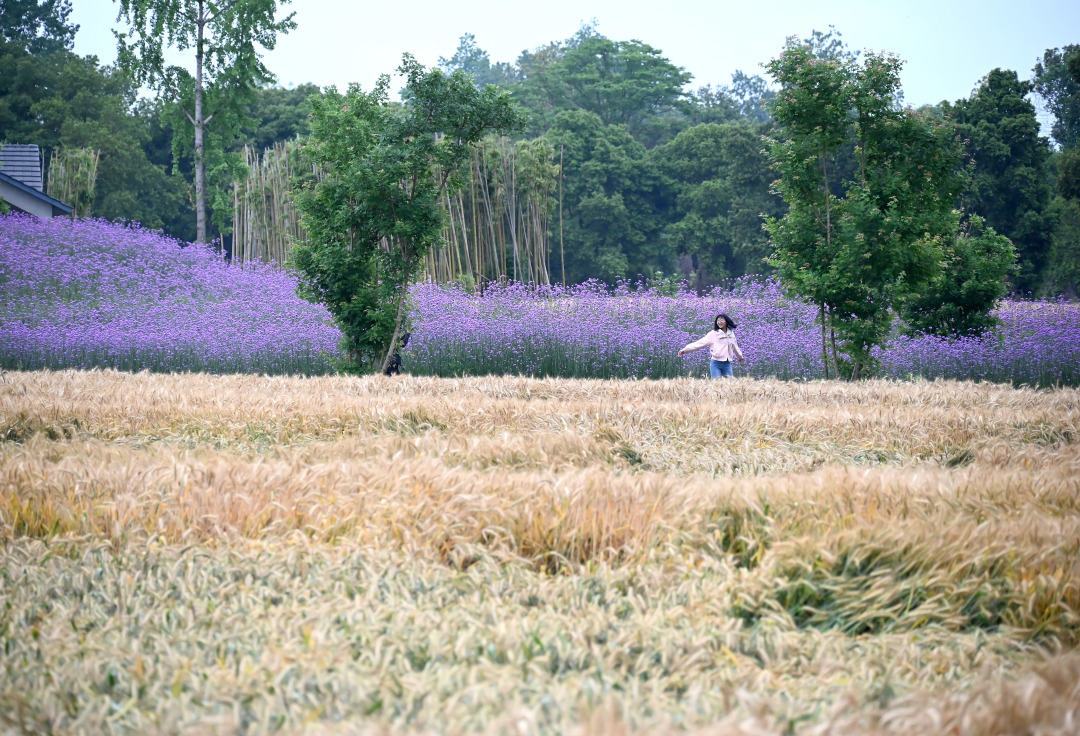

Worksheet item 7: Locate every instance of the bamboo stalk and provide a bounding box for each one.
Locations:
[47,147,99,218]
[231,136,557,286]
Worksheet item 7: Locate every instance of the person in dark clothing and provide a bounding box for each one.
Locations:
[383,331,411,376]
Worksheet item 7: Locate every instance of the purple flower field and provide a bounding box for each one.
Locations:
[3,214,1078,386]
[405,279,822,381]
[0,215,340,375]
[405,280,1080,386]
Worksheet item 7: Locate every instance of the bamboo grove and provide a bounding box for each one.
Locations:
[231,140,308,266]
[46,147,100,219]
[231,137,563,286]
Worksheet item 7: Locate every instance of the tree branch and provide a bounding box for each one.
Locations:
[206,0,241,22]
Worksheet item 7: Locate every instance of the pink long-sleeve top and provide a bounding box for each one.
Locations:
[681,329,743,362]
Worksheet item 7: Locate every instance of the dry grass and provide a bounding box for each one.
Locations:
[1,369,1078,734]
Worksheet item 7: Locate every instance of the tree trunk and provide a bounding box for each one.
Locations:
[380,271,410,375]
[821,143,831,253]
[828,306,841,379]
[559,145,565,286]
[820,302,829,380]
[194,0,207,244]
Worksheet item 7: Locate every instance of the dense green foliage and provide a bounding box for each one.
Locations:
[0,37,193,237]
[945,70,1053,293]
[2,3,1077,301]
[765,41,975,378]
[291,57,525,374]
[1033,45,1080,150]
[899,216,1017,336]
[114,0,296,242]
[0,0,77,54]
[542,110,667,282]
[1038,47,1080,298]
[652,122,781,285]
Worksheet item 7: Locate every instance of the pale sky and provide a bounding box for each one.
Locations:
[70,0,1078,118]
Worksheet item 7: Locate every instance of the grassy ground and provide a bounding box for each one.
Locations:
[1,369,1079,735]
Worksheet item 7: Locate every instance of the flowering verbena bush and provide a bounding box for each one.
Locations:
[405,281,1080,387]
[405,279,822,381]
[0,215,339,375]
[2,214,1078,386]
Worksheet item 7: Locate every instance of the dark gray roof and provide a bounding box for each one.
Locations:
[0,144,43,191]
[0,171,73,215]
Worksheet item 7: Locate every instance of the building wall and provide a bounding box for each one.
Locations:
[0,180,56,218]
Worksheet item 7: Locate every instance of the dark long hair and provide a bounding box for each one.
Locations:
[714,313,737,331]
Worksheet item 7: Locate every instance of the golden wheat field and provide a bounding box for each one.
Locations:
[1,368,1079,735]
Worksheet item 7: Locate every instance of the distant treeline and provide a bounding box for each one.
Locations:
[2,6,1078,295]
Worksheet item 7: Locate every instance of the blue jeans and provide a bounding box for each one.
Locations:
[710,359,734,379]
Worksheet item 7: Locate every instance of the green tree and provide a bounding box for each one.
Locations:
[291,56,524,374]
[508,22,599,136]
[683,72,775,131]
[945,69,1053,292]
[1060,146,1080,201]
[0,0,77,54]
[766,41,969,379]
[685,85,740,126]
[728,70,776,124]
[114,0,296,242]
[241,82,319,152]
[1033,45,1080,150]
[511,31,691,143]
[0,40,191,237]
[653,122,782,287]
[438,33,515,88]
[1033,46,1080,297]
[1045,195,1080,298]
[543,110,669,282]
[803,25,860,64]
[900,215,1017,336]
[1050,50,1080,203]
[545,37,690,136]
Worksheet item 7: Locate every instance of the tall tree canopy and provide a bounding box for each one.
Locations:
[114,0,296,242]
[652,122,782,287]
[945,69,1053,292]
[292,56,525,374]
[766,41,971,379]
[542,110,668,282]
[510,31,691,142]
[438,33,515,88]
[1033,45,1080,150]
[244,83,319,152]
[0,4,192,238]
[1040,46,1080,297]
[0,0,77,54]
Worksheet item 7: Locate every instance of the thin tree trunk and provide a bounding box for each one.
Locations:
[821,142,831,254]
[559,145,565,286]
[194,0,207,244]
[821,145,836,379]
[820,301,830,380]
[828,306,841,379]
[458,192,473,280]
[445,191,459,282]
[504,143,520,281]
[380,256,412,374]
[380,286,408,374]
[477,157,499,277]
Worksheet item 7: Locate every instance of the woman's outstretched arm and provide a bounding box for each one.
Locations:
[678,335,711,357]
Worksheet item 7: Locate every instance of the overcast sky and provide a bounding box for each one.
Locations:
[70,0,1078,118]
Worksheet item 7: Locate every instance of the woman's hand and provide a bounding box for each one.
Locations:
[677,349,685,357]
